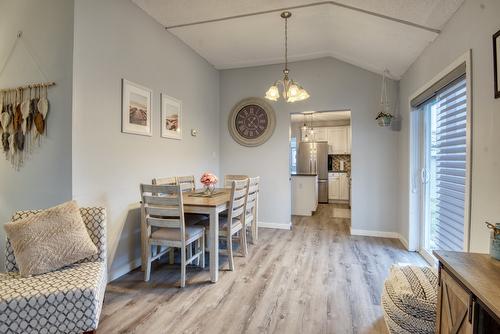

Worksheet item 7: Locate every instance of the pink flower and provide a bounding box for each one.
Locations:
[200,172,218,186]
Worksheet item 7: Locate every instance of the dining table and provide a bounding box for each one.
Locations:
[182,188,231,283]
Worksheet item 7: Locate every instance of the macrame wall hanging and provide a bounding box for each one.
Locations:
[0,31,55,170]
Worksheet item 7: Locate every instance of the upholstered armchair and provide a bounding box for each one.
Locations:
[0,207,107,334]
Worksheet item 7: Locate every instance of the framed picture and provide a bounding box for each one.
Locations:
[494,30,500,99]
[122,79,152,136]
[161,94,182,139]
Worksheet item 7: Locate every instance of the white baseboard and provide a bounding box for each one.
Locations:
[398,234,410,250]
[258,221,292,230]
[350,228,400,239]
[351,229,413,251]
[109,258,142,282]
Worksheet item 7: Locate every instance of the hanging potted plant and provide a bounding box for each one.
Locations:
[376,112,393,127]
[376,70,393,127]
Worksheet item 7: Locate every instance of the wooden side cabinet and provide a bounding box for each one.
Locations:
[437,268,473,334]
[435,251,500,334]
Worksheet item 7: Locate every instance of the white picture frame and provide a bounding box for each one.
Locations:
[122,79,152,136]
[161,93,182,140]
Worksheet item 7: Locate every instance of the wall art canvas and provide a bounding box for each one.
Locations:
[122,79,152,136]
[161,94,182,139]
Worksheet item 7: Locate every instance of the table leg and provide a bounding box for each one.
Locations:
[209,207,219,283]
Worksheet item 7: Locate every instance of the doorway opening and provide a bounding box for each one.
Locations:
[289,110,352,222]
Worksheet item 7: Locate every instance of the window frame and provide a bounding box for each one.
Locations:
[407,50,473,254]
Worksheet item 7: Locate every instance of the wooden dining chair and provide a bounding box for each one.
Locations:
[224,174,248,188]
[152,176,181,264]
[177,175,196,192]
[140,184,205,287]
[152,177,177,186]
[219,179,250,271]
[245,177,260,244]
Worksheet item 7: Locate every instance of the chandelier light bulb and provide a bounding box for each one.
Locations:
[287,83,300,98]
[265,85,280,101]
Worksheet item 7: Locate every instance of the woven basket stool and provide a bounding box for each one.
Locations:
[381,265,438,334]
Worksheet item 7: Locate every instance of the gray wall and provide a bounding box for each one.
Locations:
[220,57,399,232]
[398,0,500,252]
[0,0,74,271]
[72,0,220,279]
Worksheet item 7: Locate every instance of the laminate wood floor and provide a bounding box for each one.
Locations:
[98,204,426,334]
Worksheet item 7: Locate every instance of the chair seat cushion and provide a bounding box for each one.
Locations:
[0,261,106,334]
[381,265,438,334]
[151,226,204,241]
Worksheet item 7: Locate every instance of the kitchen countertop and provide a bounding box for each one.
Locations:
[291,173,318,177]
[328,170,349,173]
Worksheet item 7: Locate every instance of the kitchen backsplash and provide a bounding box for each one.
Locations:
[329,154,351,173]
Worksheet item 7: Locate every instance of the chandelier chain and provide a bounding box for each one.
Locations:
[284,15,288,71]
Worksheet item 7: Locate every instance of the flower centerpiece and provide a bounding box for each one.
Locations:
[200,172,218,194]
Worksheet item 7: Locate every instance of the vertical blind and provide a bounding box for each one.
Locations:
[432,75,467,251]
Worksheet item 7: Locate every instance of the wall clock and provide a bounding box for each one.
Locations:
[228,97,276,147]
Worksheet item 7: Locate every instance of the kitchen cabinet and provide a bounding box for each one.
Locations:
[327,126,350,154]
[301,125,351,154]
[328,174,340,200]
[339,174,349,200]
[313,127,328,141]
[328,173,349,201]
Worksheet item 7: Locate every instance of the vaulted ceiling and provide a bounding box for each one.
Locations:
[132,0,464,78]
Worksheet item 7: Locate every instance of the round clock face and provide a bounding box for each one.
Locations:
[235,105,269,139]
[228,98,276,147]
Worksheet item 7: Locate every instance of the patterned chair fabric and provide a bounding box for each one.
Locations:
[381,265,438,334]
[1,207,107,334]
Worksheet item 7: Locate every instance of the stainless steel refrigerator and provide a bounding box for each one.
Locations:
[297,141,329,203]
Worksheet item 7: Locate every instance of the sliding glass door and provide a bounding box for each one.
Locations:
[412,72,470,262]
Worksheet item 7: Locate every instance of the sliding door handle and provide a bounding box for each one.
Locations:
[420,168,429,184]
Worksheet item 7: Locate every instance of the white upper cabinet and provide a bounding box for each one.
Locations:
[327,126,350,154]
[313,127,328,142]
[301,125,351,154]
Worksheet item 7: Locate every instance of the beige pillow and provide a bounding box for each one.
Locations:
[4,200,98,277]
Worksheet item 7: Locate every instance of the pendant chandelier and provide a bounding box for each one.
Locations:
[265,11,310,103]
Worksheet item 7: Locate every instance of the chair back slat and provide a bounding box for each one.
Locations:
[152,177,177,186]
[246,192,257,211]
[142,195,179,207]
[146,217,182,228]
[177,175,196,192]
[145,206,182,218]
[232,206,245,218]
[224,175,248,188]
[142,183,178,195]
[232,197,246,211]
[233,188,248,199]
